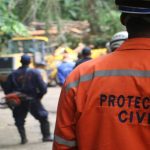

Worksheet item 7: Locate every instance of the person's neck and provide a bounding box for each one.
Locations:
[129,33,150,39]
[22,65,29,68]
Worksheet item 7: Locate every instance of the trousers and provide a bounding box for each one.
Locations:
[12,100,48,127]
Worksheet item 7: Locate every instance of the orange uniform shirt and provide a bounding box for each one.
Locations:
[53,38,150,150]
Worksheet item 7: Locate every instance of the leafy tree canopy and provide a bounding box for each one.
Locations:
[0,0,27,36]
[0,0,124,47]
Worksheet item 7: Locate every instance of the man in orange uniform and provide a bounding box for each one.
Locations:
[53,0,150,149]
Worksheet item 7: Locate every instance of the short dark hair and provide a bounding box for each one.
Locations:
[82,47,91,56]
[20,54,31,65]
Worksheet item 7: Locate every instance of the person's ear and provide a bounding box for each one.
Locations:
[120,13,127,25]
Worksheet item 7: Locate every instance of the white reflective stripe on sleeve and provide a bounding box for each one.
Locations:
[66,69,150,91]
[54,135,77,147]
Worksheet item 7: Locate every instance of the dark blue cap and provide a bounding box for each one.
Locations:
[116,0,150,14]
[116,0,150,8]
[82,47,91,55]
[21,54,31,65]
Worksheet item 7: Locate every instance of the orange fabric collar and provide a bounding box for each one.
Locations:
[117,38,150,51]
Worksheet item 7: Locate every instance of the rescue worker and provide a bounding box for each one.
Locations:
[109,31,128,52]
[5,54,53,144]
[74,47,92,68]
[53,0,150,150]
[106,31,128,54]
[57,55,75,87]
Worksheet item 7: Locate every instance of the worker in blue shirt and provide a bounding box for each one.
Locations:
[57,55,75,86]
[5,54,53,144]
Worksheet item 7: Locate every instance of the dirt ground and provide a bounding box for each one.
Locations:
[0,87,61,150]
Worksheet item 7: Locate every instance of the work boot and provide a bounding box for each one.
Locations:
[42,134,54,142]
[21,138,28,144]
[17,126,28,144]
[40,119,53,142]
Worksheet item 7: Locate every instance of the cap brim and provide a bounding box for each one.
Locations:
[116,0,150,8]
[119,6,150,14]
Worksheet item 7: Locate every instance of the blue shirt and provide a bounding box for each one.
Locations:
[57,61,75,85]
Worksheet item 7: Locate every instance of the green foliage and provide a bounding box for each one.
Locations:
[63,33,81,48]
[0,0,124,48]
[13,0,61,24]
[98,10,123,36]
[0,0,28,36]
[58,0,124,45]
[60,0,81,20]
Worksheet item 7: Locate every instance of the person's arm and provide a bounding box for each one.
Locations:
[57,67,66,86]
[35,71,47,99]
[4,74,14,94]
[53,81,78,150]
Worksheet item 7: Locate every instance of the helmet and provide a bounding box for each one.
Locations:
[21,54,31,65]
[115,0,150,14]
[109,31,128,52]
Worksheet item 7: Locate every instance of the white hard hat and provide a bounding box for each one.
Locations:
[109,31,128,52]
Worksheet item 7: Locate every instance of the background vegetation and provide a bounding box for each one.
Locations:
[0,0,124,48]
